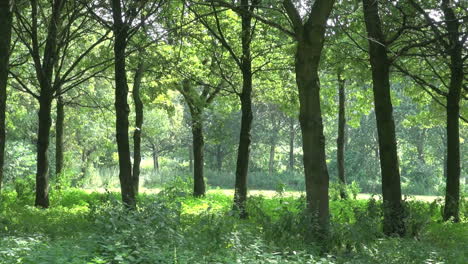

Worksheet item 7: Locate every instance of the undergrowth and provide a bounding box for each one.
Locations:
[0,180,466,263]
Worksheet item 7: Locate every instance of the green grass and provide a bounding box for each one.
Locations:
[0,185,467,264]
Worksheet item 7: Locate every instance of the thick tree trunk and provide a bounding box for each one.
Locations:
[132,61,144,195]
[288,117,295,171]
[32,0,62,208]
[337,71,347,199]
[35,96,53,208]
[362,0,404,236]
[55,94,64,178]
[296,44,330,238]
[442,0,462,222]
[191,110,205,197]
[233,0,253,218]
[445,90,461,222]
[0,0,12,193]
[111,0,135,208]
[283,0,335,240]
[268,142,275,175]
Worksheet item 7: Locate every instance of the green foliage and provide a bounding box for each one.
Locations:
[329,181,361,201]
[0,188,467,263]
[13,175,35,200]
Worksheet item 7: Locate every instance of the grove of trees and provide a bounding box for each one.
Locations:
[0,0,466,246]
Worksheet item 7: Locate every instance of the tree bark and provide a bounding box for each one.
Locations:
[216,144,223,171]
[268,142,276,175]
[191,110,206,197]
[442,0,462,222]
[55,94,64,178]
[362,0,404,236]
[233,0,254,218]
[188,144,193,172]
[111,0,136,208]
[288,117,295,171]
[35,96,53,208]
[296,45,330,237]
[337,71,347,199]
[0,0,12,193]
[416,129,426,164]
[33,0,63,208]
[151,144,159,172]
[132,61,144,195]
[283,0,335,239]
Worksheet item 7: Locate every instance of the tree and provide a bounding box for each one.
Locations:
[336,69,347,199]
[188,0,261,217]
[282,0,336,239]
[110,0,137,207]
[12,0,109,207]
[213,0,337,235]
[105,0,166,207]
[395,0,467,222]
[361,0,405,236]
[55,91,64,178]
[179,78,222,196]
[0,0,13,193]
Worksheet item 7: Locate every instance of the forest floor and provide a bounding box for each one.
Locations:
[85,187,442,202]
[1,187,466,263]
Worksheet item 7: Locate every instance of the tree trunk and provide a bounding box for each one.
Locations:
[35,96,53,208]
[233,0,253,218]
[191,110,205,197]
[337,71,347,199]
[288,117,295,171]
[111,0,135,208]
[296,44,330,238]
[268,141,275,175]
[55,94,64,178]
[442,0,462,222]
[32,0,62,208]
[0,0,12,193]
[188,144,193,172]
[362,0,404,236]
[132,61,144,195]
[283,0,335,240]
[152,144,159,172]
[216,144,223,171]
[416,129,426,164]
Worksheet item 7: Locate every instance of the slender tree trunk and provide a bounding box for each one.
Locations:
[111,0,135,208]
[442,0,462,222]
[268,141,276,175]
[152,144,159,172]
[362,0,404,236]
[55,94,64,178]
[233,0,253,218]
[191,110,205,197]
[337,71,347,199]
[416,129,426,164]
[216,144,223,171]
[0,0,12,193]
[288,117,295,171]
[35,96,53,208]
[132,61,144,195]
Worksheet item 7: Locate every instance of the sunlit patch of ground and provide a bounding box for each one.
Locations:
[83,187,442,202]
